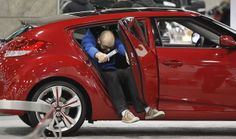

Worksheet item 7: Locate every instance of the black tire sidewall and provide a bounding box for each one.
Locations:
[18,113,33,127]
[28,81,86,136]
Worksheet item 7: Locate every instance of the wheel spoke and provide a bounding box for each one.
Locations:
[48,114,57,131]
[52,86,62,105]
[61,113,76,128]
[36,84,83,132]
[63,96,81,108]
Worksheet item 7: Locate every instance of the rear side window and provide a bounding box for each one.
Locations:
[4,25,33,42]
[73,24,119,46]
[72,23,130,70]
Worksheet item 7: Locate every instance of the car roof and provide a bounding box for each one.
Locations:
[23,7,199,26]
[69,7,188,16]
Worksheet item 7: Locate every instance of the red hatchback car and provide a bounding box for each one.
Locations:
[1,7,236,135]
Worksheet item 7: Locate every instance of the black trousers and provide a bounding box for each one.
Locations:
[101,67,146,115]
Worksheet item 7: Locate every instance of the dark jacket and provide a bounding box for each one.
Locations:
[62,0,95,13]
[112,1,133,8]
[132,0,158,7]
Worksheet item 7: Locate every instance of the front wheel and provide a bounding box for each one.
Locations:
[28,81,86,136]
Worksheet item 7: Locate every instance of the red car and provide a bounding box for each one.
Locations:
[1,7,236,135]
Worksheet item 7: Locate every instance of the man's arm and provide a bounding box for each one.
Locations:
[81,30,99,59]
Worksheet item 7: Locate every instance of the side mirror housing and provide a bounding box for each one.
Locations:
[220,35,236,48]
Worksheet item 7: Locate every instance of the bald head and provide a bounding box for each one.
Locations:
[98,30,115,52]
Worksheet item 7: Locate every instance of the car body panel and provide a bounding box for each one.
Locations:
[0,25,119,119]
[157,48,236,111]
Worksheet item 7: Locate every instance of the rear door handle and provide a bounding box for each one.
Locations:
[162,60,183,68]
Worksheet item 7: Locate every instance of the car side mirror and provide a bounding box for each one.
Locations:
[220,35,236,48]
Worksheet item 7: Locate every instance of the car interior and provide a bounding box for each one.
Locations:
[74,24,130,69]
[73,24,132,102]
[154,18,220,48]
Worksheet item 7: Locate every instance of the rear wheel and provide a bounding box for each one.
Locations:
[18,113,32,127]
[28,81,86,135]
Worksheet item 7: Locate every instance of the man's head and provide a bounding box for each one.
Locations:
[97,30,115,52]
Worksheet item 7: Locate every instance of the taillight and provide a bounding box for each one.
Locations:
[4,37,47,58]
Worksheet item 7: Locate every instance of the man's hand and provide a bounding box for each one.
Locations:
[95,52,109,63]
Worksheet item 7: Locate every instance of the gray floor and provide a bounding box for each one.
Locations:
[1,116,236,139]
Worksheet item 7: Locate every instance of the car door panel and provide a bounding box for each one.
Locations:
[157,47,236,111]
[152,17,236,115]
[118,17,159,108]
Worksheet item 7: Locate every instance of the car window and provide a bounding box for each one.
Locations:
[138,20,149,45]
[73,29,87,44]
[73,20,148,47]
[153,18,220,48]
[73,23,130,70]
[73,24,117,45]
[157,21,193,45]
[128,20,149,46]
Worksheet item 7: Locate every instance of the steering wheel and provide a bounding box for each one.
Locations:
[195,36,205,47]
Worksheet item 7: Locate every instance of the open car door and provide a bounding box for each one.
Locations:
[118,17,159,108]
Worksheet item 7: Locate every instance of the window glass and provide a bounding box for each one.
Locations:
[73,24,118,45]
[128,20,149,46]
[73,19,149,47]
[73,23,130,69]
[153,18,220,48]
[138,21,149,45]
[158,21,193,45]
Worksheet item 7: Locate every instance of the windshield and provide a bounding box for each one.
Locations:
[198,16,236,40]
[213,20,236,34]
[4,24,33,42]
[201,15,236,34]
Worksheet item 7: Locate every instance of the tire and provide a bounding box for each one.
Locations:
[28,81,86,136]
[18,113,33,127]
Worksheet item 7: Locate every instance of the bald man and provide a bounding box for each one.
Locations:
[82,29,165,123]
[96,30,116,63]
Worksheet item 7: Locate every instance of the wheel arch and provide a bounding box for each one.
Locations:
[26,76,93,123]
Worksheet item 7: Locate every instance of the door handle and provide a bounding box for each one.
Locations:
[162,60,183,68]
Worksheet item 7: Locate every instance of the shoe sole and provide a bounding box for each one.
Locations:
[145,112,165,120]
[122,117,140,124]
